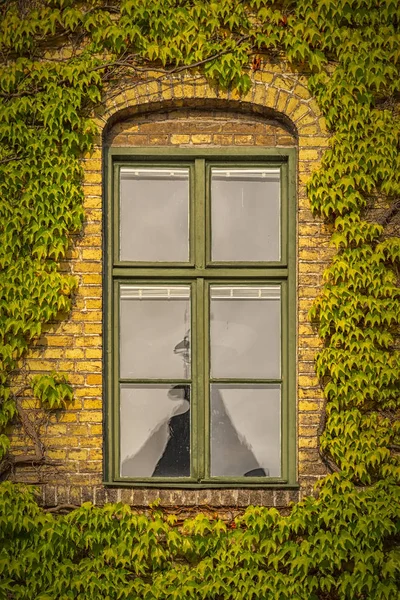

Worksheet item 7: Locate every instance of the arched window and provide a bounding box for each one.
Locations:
[105,146,296,487]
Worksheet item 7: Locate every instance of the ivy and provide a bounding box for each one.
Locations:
[0,0,399,598]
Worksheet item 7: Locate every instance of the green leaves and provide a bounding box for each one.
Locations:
[1,482,399,599]
[31,373,73,409]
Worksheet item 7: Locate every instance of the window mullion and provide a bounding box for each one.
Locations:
[194,159,206,270]
[195,277,206,481]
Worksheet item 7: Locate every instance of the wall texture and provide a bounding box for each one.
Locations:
[10,65,333,511]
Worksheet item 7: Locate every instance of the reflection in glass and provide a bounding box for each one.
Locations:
[211,168,280,262]
[120,167,189,262]
[120,285,191,379]
[120,384,190,478]
[210,286,281,379]
[210,384,281,477]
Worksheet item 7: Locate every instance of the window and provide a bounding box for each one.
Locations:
[105,148,296,487]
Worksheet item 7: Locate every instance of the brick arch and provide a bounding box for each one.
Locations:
[96,68,327,146]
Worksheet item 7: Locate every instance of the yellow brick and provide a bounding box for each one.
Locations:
[253,85,266,105]
[299,149,320,161]
[299,437,318,449]
[83,197,103,209]
[39,349,64,359]
[170,134,190,144]
[308,98,321,115]
[77,312,102,323]
[67,374,85,385]
[77,236,101,249]
[76,361,102,372]
[60,413,78,423]
[88,449,103,460]
[84,399,103,409]
[299,426,319,437]
[75,337,101,348]
[85,299,102,309]
[65,349,85,359]
[85,349,102,359]
[213,134,234,145]
[79,411,103,423]
[79,262,102,274]
[82,159,101,170]
[298,173,313,185]
[82,149,102,160]
[299,323,317,336]
[81,274,102,285]
[298,375,319,387]
[299,135,329,148]
[260,71,274,83]
[83,222,101,235]
[46,449,67,460]
[299,125,319,135]
[299,248,332,261]
[46,436,78,447]
[265,87,278,107]
[83,172,102,184]
[75,387,102,398]
[160,82,174,100]
[293,83,310,100]
[274,76,294,91]
[75,288,102,299]
[67,424,89,435]
[79,461,102,472]
[28,360,58,371]
[292,104,310,122]
[319,117,328,133]
[147,81,159,97]
[286,96,299,115]
[276,90,289,112]
[81,249,102,260]
[69,449,88,460]
[191,134,212,144]
[58,361,75,371]
[299,287,326,299]
[235,135,253,145]
[84,324,102,335]
[79,410,103,423]
[81,436,102,447]
[298,382,322,396]
[19,399,41,410]
[89,424,102,435]
[299,401,320,411]
[87,374,102,385]
[46,335,73,347]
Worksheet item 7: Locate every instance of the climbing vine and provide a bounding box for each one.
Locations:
[0,0,399,598]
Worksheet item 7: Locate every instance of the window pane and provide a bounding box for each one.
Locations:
[120,384,190,478]
[120,167,189,262]
[210,384,281,477]
[210,286,281,379]
[120,285,191,379]
[211,168,280,262]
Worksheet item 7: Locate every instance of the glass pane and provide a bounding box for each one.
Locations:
[120,285,191,379]
[120,384,190,478]
[210,384,281,477]
[211,168,280,262]
[120,167,189,262]
[210,286,281,379]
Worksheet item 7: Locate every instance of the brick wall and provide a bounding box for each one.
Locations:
[9,68,333,511]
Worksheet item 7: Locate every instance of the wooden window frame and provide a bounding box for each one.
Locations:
[104,147,297,489]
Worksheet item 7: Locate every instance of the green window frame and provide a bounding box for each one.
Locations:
[104,147,297,488]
